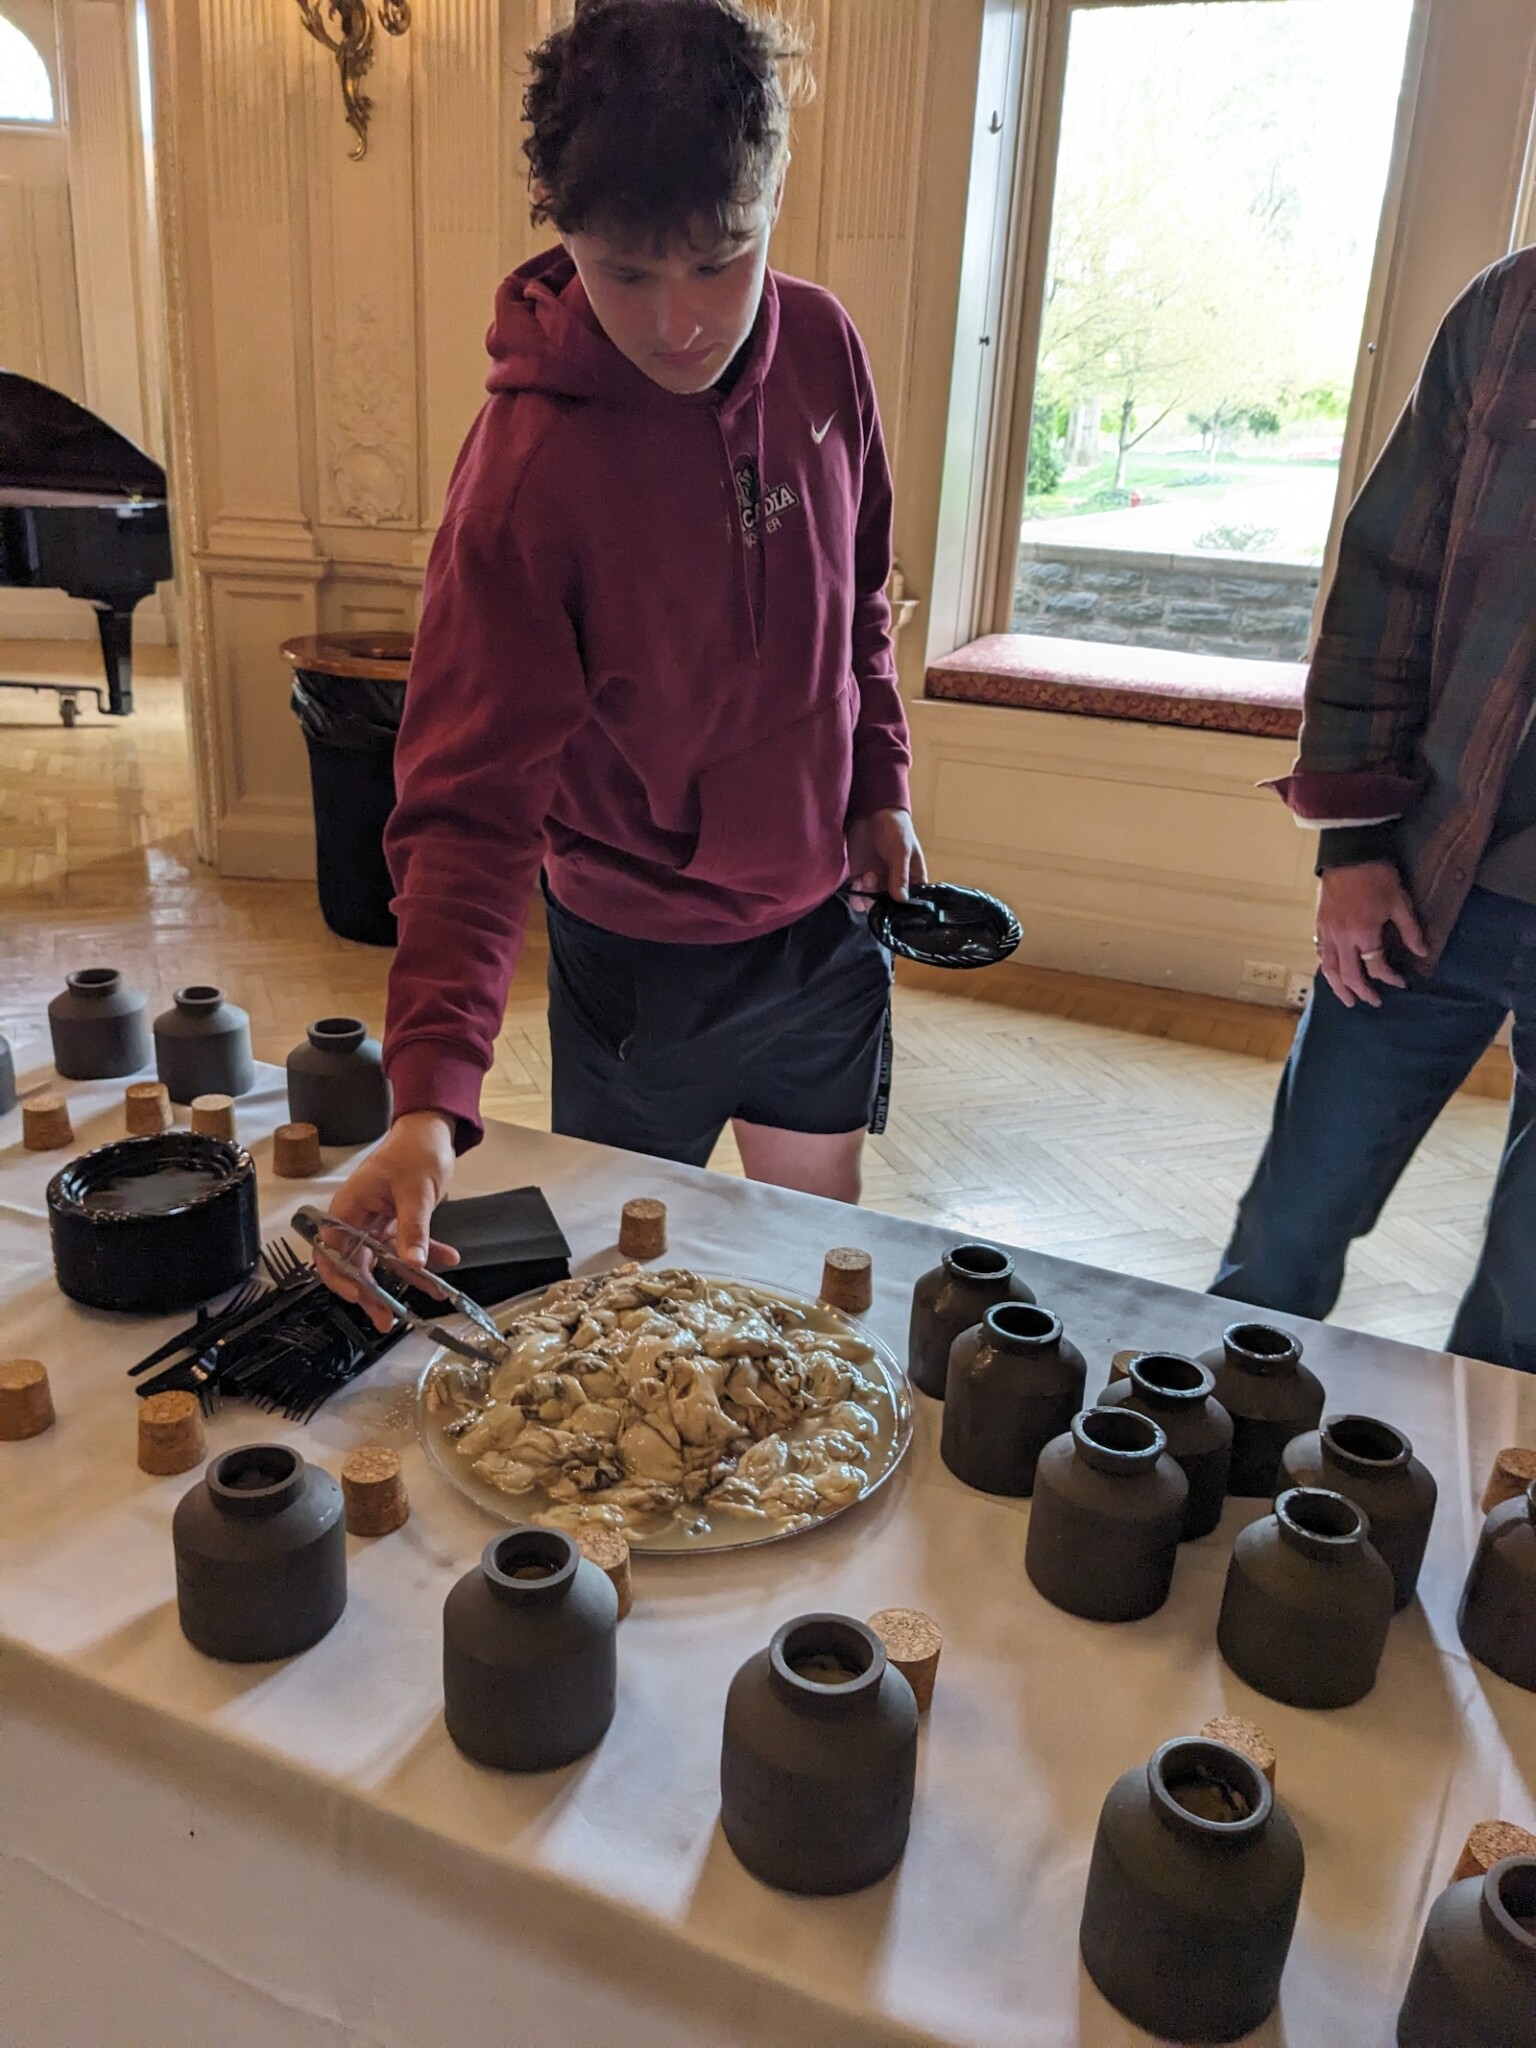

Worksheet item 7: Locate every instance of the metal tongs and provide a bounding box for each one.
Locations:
[289,1205,510,1368]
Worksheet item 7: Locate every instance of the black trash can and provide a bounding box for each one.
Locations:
[283,633,411,946]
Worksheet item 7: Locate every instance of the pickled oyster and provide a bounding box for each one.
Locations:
[434,1265,891,1537]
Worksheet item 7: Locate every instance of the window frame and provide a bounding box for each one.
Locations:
[0,2,62,131]
[951,0,1433,661]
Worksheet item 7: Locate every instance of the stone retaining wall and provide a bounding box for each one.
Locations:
[1013,540,1319,662]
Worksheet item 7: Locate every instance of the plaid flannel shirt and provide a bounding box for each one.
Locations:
[1268,244,1536,963]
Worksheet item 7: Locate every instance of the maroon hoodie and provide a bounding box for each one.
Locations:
[383,248,911,1145]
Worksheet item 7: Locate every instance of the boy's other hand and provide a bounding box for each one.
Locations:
[1314,861,1428,1010]
[848,808,926,905]
[317,1110,461,1331]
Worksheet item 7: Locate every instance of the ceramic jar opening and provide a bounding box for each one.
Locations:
[1223,1322,1302,1372]
[944,1243,1013,1283]
[1483,1857,1536,1948]
[1276,1486,1367,1557]
[484,1528,579,1602]
[67,967,123,998]
[1149,1738,1273,1843]
[309,1016,368,1054]
[208,1444,305,1516]
[769,1614,885,1712]
[174,984,226,1014]
[983,1302,1061,1349]
[1322,1414,1411,1472]
[1073,1405,1167,1474]
[1128,1353,1214,1405]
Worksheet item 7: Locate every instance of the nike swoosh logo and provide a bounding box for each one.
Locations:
[811,413,836,444]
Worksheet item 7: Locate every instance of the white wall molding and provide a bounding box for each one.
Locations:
[910,696,1316,1004]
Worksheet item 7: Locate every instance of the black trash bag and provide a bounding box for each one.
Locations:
[290,670,406,749]
[290,668,407,947]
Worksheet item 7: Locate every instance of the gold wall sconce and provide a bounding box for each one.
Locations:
[296,1,412,160]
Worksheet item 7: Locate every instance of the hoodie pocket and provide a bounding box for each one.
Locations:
[682,681,857,900]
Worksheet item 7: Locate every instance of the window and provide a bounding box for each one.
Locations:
[1010,0,1414,665]
[0,12,55,122]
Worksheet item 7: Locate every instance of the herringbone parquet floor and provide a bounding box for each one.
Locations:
[0,642,1510,1353]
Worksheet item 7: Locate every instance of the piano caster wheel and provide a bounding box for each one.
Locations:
[59,695,78,728]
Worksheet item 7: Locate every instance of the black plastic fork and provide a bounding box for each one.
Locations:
[261,1237,308,1286]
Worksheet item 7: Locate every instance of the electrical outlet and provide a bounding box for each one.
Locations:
[1241,960,1287,991]
[1287,972,1312,1008]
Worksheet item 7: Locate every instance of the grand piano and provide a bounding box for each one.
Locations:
[0,369,173,724]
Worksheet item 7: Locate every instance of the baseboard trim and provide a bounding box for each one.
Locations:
[216,800,316,880]
[893,956,1514,1103]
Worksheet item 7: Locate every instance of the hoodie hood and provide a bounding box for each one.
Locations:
[486,246,779,651]
[484,245,779,420]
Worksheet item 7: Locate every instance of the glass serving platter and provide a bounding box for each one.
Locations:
[415,1269,913,1556]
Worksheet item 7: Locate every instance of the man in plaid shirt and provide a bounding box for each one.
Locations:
[1213,245,1536,1373]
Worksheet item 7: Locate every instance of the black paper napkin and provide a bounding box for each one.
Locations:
[428,1186,571,1307]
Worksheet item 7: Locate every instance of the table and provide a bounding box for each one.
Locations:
[2,1057,1533,2048]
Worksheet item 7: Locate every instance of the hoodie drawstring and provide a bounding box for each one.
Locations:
[715,401,766,659]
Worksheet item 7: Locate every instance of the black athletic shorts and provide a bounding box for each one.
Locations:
[545,886,893,1169]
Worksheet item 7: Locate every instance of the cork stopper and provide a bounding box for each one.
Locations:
[1482,1446,1536,1515]
[0,1359,56,1441]
[23,1094,73,1151]
[190,1093,236,1141]
[125,1080,173,1135]
[576,1525,633,1619]
[867,1606,942,1712]
[1109,1349,1139,1383]
[1199,1713,1277,1788]
[1450,1818,1536,1885]
[340,1445,410,1536]
[137,1389,206,1475]
[820,1246,873,1314]
[618,1197,667,1261]
[273,1122,322,1178]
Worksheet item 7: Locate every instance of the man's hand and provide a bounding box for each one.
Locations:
[847,808,926,904]
[1315,861,1428,1009]
[319,1109,461,1331]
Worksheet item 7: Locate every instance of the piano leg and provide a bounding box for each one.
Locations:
[92,604,136,716]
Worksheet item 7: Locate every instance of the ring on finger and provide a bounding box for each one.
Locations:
[1361,947,1385,962]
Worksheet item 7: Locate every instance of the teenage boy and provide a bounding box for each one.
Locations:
[327,0,921,1300]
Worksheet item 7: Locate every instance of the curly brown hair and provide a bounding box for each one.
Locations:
[524,0,812,248]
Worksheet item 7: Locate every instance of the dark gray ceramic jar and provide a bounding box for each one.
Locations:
[1279,1413,1437,1611]
[442,1527,618,1772]
[1098,1351,1233,1540]
[1025,1407,1188,1622]
[1080,1736,1305,2043]
[1217,1487,1394,1708]
[720,1613,918,1895]
[1396,1855,1536,2047]
[286,1016,392,1145]
[1457,1479,1536,1693]
[173,1444,346,1662]
[940,1302,1086,1496]
[908,1243,1035,1399]
[154,985,256,1103]
[48,966,151,1079]
[1198,1321,1325,1497]
[0,1030,14,1116]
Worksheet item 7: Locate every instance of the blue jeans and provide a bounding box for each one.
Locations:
[1212,887,1536,1372]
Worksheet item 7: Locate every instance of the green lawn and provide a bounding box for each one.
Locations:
[1024,450,1335,522]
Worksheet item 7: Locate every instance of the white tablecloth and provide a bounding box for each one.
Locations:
[1,1056,1533,2048]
